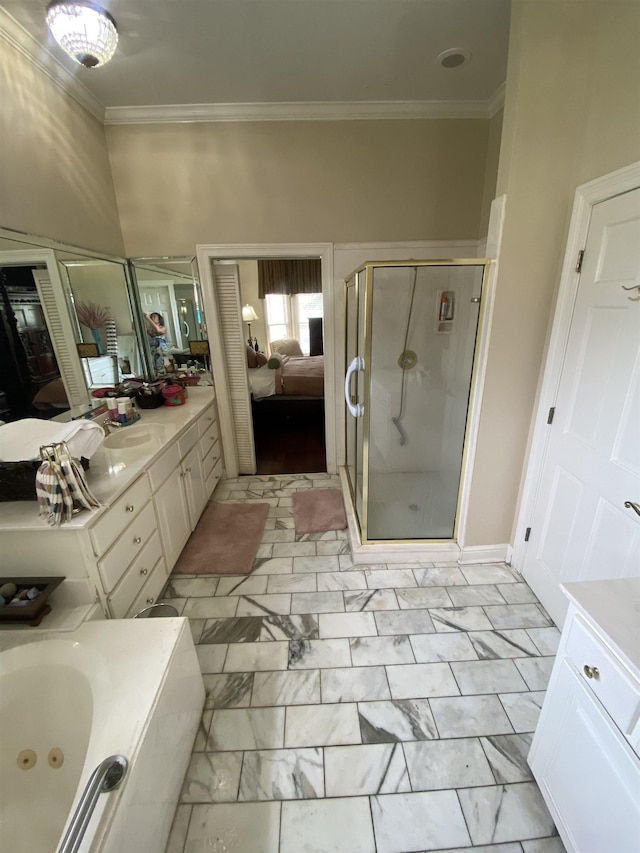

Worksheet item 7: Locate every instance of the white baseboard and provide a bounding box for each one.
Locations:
[459,544,510,565]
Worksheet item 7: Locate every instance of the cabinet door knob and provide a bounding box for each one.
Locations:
[185,467,192,473]
[584,664,600,680]
[133,536,141,544]
[126,505,135,513]
[146,597,154,604]
[140,568,148,575]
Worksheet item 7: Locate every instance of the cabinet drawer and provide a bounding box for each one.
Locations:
[205,457,222,498]
[147,442,180,491]
[178,422,199,459]
[107,531,163,618]
[90,474,151,555]
[97,500,157,592]
[198,405,218,438]
[125,556,169,618]
[199,421,219,457]
[201,435,221,479]
[565,613,640,737]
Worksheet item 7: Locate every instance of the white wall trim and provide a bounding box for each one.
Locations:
[510,161,640,571]
[104,99,500,126]
[0,8,105,123]
[487,82,506,118]
[196,243,335,478]
[459,544,511,565]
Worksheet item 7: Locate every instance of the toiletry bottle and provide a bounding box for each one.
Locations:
[107,397,119,422]
[117,401,127,424]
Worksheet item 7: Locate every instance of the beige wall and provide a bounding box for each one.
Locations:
[0,36,124,255]
[105,119,490,255]
[466,0,640,546]
[237,261,268,349]
[478,108,503,240]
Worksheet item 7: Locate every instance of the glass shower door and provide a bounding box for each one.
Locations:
[365,262,485,541]
[344,267,367,533]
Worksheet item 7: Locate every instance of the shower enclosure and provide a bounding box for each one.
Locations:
[344,260,488,543]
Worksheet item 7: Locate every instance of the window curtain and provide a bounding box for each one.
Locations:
[257,259,321,299]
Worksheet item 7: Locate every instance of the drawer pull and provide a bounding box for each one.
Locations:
[184,467,192,474]
[207,416,214,421]
[126,505,135,513]
[584,664,600,680]
[133,536,142,544]
[140,568,148,576]
[146,597,154,604]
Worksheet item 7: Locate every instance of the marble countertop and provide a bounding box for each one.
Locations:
[0,387,216,533]
[562,577,640,677]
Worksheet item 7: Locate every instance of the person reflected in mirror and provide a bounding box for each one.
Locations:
[145,312,169,373]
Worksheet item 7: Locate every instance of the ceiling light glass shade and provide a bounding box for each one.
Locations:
[46,2,118,68]
[242,305,259,322]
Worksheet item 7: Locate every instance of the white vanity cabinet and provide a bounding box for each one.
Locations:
[528,579,640,853]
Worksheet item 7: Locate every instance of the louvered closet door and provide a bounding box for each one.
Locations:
[213,263,256,474]
[32,268,88,409]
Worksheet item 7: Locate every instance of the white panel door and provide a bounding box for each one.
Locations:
[522,188,640,625]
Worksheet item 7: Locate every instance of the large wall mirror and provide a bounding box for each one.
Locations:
[0,229,150,422]
[129,257,208,377]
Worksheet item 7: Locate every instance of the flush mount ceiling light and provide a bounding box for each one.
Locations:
[46,1,118,68]
[437,48,471,69]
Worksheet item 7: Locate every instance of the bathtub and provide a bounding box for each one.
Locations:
[0,618,204,853]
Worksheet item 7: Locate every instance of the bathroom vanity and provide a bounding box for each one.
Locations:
[0,387,222,624]
[528,578,640,853]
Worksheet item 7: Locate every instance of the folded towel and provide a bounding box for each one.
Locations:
[0,419,104,462]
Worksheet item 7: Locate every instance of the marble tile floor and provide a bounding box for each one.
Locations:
[162,474,566,853]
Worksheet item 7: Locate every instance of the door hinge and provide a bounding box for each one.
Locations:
[575,250,585,273]
[547,407,555,424]
[524,527,531,542]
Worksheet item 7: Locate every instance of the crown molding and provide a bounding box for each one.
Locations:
[0,7,105,122]
[103,98,497,126]
[487,82,506,117]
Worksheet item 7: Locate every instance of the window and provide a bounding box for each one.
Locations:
[264,292,323,355]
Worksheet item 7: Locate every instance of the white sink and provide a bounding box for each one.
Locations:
[103,423,165,450]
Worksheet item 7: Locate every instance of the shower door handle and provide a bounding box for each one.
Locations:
[345,356,365,418]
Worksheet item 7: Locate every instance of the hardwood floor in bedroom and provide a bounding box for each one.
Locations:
[252,400,326,475]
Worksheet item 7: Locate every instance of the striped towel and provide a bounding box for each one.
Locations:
[36,458,100,526]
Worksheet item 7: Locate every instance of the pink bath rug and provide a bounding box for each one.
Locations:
[292,488,347,534]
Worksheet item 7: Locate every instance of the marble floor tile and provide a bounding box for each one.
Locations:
[164,577,219,598]
[386,662,460,699]
[316,540,351,556]
[350,635,414,666]
[521,838,567,853]
[180,751,243,803]
[499,691,546,733]
[451,659,529,694]
[195,643,228,673]
[319,611,378,638]
[458,782,556,845]
[251,669,321,706]
[404,737,495,790]
[317,570,367,591]
[235,593,292,617]
[285,702,361,747]
[325,743,410,796]
[375,609,435,635]
[514,656,555,690]
[189,619,205,644]
[262,528,296,543]
[203,673,254,709]
[413,565,468,587]
[430,694,514,738]
[251,557,294,575]
[215,574,269,597]
[345,588,399,611]
[184,802,280,853]
[430,606,494,633]
[460,564,519,585]
[447,584,507,607]
[255,544,274,559]
[259,614,319,642]
[291,591,345,614]
[481,733,534,783]
[288,638,352,669]
[468,629,540,660]
[358,698,438,742]
[527,627,562,656]
[183,597,239,619]
[371,790,471,853]
[165,803,191,853]
[429,845,522,853]
[365,568,418,588]
[272,542,316,558]
[397,587,454,609]
[410,632,478,662]
[207,707,285,751]
[224,641,289,672]
[321,666,390,703]
[292,555,340,573]
[498,582,539,604]
[483,603,553,630]
[200,616,262,644]
[280,796,376,853]
[239,748,324,801]
[266,573,317,594]
[192,709,213,751]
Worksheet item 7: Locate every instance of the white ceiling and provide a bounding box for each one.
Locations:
[2,0,510,110]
